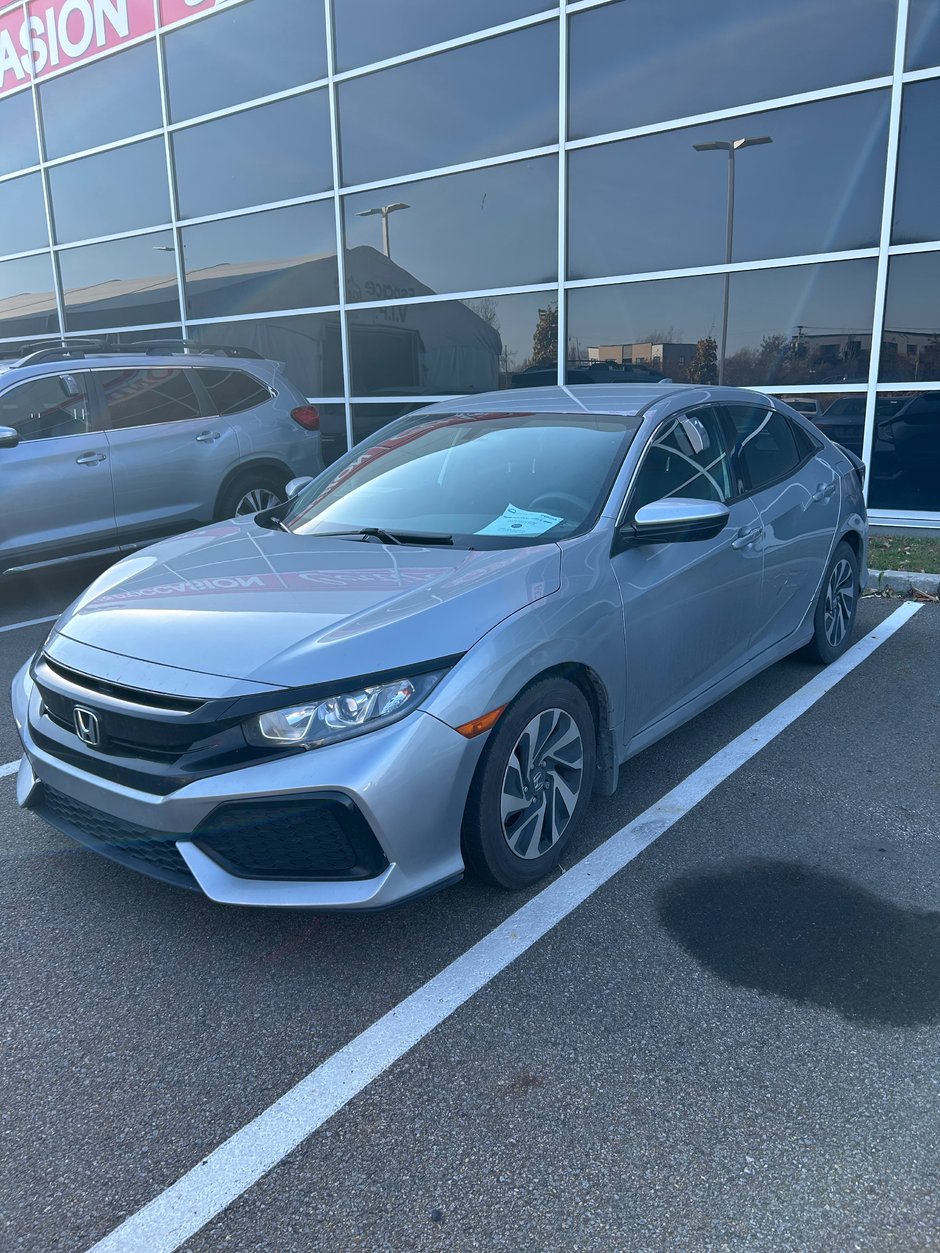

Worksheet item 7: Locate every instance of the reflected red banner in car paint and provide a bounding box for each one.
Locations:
[0,0,240,99]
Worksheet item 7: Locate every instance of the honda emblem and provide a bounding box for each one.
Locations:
[73,706,101,747]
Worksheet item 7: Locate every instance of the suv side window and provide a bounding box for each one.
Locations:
[0,372,91,441]
[96,367,205,429]
[196,368,270,416]
[724,405,809,493]
[630,406,733,512]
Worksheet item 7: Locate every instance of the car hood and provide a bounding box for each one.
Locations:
[54,519,561,689]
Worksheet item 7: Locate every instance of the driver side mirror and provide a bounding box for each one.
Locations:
[616,497,730,550]
[0,426,19,449]
[285,475,313,499]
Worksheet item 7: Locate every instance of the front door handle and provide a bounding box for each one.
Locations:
[811,481,837,503]
[195,430,221,443]
[75,451,106,465]
[731,523,764,550]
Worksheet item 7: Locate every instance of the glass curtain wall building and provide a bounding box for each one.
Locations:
[1,0,939,525]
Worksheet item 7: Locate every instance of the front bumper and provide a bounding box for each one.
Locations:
[12,661,482,909]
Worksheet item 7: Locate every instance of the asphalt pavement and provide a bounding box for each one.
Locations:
[0,563,937,1252]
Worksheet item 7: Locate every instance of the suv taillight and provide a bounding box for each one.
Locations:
[290,405,320,430]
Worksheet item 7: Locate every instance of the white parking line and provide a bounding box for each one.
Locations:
[0,759,19,778]
[84,600,922,1253]
[0,614,58,635]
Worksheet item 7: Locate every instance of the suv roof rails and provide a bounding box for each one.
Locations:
[15,338,263,367]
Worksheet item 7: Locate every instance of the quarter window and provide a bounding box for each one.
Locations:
[0,374,91,442]
[725,406,807,491]
[631,407,733,511]
[97,368,205,429]
[196,368,270,416]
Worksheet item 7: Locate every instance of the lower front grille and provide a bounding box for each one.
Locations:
[37,784,195,889]
[194,797,388,881]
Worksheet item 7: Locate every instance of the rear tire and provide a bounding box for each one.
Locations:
[216,469,287,520]
[462,678,596,889]
[802,540,860,664]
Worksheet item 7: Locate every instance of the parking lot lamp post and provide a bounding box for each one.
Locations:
[355,202,410,259]
[693,136,772,384]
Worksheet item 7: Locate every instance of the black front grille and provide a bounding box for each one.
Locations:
[37,784,195,888]
[194,797,388,881]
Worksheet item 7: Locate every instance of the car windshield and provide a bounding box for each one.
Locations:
[281,410,638,546]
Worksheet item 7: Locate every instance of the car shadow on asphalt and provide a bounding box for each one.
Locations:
[657,858,940,1027]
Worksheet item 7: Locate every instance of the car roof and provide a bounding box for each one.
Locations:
[413,383,775,420]
[0,351,277,385]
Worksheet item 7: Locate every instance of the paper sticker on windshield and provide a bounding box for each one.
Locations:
[476,503,564,537]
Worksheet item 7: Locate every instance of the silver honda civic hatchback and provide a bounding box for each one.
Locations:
[11,384,867,910]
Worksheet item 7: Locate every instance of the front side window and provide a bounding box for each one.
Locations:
[630,407,733,512]
[282,411,638,546]
[724,405,807,492]
[0,374,90,442]
[97,368,204,430]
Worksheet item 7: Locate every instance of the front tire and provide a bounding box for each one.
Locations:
[803,540,860,664]
[462,678,596,889]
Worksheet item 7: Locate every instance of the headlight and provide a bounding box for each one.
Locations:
[244,670,447,749]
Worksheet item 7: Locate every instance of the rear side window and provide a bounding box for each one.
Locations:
[97,368,205,429]
[196,367,270,415]
[0,373,91,441]
[724,405,810,493]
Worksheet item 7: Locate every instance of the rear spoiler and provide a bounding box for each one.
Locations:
[833,442,865,488]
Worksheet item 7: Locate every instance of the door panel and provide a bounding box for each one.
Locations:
[0,371,116,570]
[723,405,840,650]
[96,366,241,543]
[612,407,764,742]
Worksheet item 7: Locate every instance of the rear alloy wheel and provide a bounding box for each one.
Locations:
[462,678,596,889]
[803,539,860,664]
[216,470,286,520]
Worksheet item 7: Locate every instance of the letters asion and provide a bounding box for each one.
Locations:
[0,0,226,99]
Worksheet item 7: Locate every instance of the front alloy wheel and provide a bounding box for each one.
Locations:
[463,677,596,889]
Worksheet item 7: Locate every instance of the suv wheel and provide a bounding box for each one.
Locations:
[462,677,596,889]
[216,470,287,520]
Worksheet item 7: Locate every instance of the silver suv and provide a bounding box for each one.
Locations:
[0,340,323,576]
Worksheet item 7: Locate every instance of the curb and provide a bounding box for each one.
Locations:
[867,567,940,598]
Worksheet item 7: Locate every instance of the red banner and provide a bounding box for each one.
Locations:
[0,0,237,99]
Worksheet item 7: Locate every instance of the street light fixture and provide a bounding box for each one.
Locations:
[693,136,772,384]
[355,201,410,259]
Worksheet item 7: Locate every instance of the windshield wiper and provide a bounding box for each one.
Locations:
[295,526,455,546]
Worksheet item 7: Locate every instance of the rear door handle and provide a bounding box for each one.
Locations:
[195,430,221,443]
[731,524,764,550]
[75,451,106,465]
[811,481,837,503]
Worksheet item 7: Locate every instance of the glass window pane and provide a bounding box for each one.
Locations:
[39,41,162,160]
[788,390,887,456]
[59,231,180,330]
[195,367,271,415]
[632,407,733,508]
[173,91,332,220]
[0,253,59,340]
[566,275,725,384]
[164,0,327,122]
[906,0,940,71]
[569,0,897,140]
[343,158,557,301]
[97,367,205,428]
[725,260,878,386]
[188,314,343,397]
[869,390,940,512]
[724,405,804,491]
[880,253,940,383]
[50,139,170,243]
[0,174,49,255]
[347,290,554,397]
[334,0,553,72]
[569,92,889,279]
[0,89,39,175]
[181,202,338,318]
[338,24,558,186]
[892,81,940,245]
[351,402,418,446]
[0,373,90,441]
